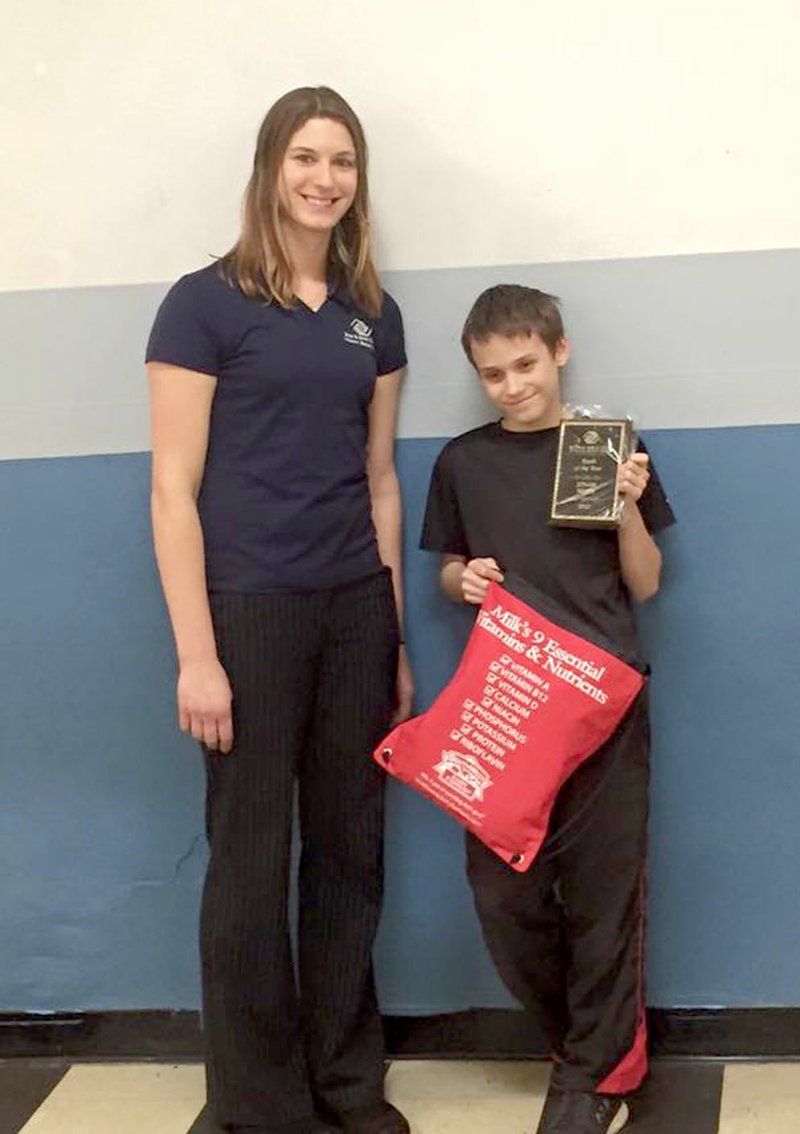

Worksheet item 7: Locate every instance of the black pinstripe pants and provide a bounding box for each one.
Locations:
[466,693,650,1094]
[200,568,399,1132]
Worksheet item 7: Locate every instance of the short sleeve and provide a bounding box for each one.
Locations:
[373,291,407,376]
[145,273,222,376]
[636,440,676,534]
[420,447,470,557]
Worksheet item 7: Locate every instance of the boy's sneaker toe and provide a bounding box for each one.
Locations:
[536,1086,629,1133]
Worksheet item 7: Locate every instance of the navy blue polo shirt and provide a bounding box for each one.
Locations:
[146,264,406,592]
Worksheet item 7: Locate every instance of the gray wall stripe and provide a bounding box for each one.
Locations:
[2,249,799,460]
[1,283,158,461]
[388,248,800,438]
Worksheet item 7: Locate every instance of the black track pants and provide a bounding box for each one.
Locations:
[200,569,398,1131]
[466,693,650,1094]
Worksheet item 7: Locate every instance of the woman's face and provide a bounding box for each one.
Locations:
[278,117,358,235]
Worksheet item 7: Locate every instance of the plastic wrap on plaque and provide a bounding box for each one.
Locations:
[550,406,635,528]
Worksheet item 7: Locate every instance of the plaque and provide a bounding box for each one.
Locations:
[550,419,631,528]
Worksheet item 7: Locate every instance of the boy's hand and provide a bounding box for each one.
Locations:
[462,557,504,605]
[617,452,650,504]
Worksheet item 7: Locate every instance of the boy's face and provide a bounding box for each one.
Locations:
[470,332,570,432]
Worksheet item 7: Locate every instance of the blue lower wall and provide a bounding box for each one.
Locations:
[2,425,800,1011]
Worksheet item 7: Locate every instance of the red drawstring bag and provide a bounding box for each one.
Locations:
[375,575,645,872]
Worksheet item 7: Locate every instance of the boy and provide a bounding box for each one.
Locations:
[420,285,674,1134]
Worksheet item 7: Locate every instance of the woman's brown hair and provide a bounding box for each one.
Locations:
[219,86,383,317]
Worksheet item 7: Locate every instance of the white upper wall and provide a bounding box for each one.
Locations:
[3,0,799,291]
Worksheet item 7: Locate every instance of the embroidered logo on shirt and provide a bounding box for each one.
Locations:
[344,318,375,351]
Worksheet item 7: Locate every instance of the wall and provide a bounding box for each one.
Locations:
[2,0,800,1013]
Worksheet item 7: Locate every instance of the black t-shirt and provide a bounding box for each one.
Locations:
[146,264,406,592]
[421,423,675,657]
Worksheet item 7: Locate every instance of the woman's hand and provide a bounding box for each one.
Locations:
[392,644,414,725]
[617,452,650,505]
[461,557,505,605]
[177,657,234,753]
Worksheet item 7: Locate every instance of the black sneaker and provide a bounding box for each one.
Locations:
[536,1086,629,1133]
[337,1100,410,1134]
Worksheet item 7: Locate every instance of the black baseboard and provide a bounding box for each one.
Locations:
[0,1011,204,1061]
[1,1007,799,1061]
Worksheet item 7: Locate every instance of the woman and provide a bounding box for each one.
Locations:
[146,86,412,1134]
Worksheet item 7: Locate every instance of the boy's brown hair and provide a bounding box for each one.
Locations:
[461,285,565,364]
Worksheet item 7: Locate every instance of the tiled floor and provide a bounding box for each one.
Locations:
[1,1057,797,1132]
